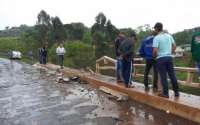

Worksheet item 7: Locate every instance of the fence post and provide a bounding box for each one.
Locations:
[96,63,100,73]
[133,65,136,77]
[186,71,193,84]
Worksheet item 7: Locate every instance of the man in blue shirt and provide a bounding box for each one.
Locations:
[153,22,179,98]
[139,32,158,91]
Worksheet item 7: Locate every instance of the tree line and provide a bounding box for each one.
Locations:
[0,10,199,68]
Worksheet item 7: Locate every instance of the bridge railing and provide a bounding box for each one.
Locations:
[96,56,200,88]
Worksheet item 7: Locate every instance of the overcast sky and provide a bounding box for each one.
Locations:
[1,0,200,33]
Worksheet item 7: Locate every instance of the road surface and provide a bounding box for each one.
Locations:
[0,58,199,125]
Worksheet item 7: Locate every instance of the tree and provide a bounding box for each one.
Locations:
[95,12,107,27]
[92,31,110,58]
[173,30,193,45]
[91,12,107,34]
[64,23,87,40]
[91,12,119,58]
[36,10,50,26]
[35,10,51,46]
[106,20,119,42]
[50,16,66,44]
[82,31,92,44]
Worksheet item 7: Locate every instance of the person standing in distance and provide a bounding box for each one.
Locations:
[119,32,137,88]
[153,22,179,98]
[114,32,125,83]
[39,45,48,64]
[139,31,158,91]
[56,43,66,69]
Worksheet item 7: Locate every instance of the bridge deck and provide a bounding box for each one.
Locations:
[93,74,200,108]
[39,63,200,124]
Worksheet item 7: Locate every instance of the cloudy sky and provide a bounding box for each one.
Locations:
[1,0,199,33]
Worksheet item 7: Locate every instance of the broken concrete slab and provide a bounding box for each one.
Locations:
[99,86,128,101]
[63,77,70,82]
[70,76,79,81]
[56,77,63,83]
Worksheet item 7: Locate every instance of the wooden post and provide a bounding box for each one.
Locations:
[96,63,100,73]
[186,72,193,84]
[133,65,137,78]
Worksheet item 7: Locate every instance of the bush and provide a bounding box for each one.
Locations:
[48,41,95,69]
[0,37,24,53]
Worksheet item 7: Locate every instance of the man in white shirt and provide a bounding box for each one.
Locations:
[56,43,66,69]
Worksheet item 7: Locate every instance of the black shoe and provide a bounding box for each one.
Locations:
[145,86,150,91]
[158,93,169,98]
[125,84,129,88]
[175,92,180,97]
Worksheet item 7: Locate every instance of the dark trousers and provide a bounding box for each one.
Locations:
[39,55,47,64]
[156,57,179,96]
[122,59,133,87]
[39,55,42,64]
[116,57,122,81]
[144,59,158,88]
[42,56,47,64]
[58,55,64,68]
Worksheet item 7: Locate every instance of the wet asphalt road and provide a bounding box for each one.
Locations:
[0,58,199,125]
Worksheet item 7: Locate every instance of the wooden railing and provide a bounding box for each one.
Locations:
[96,56,200,88]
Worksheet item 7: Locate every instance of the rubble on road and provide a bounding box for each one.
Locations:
[99,86,128,101]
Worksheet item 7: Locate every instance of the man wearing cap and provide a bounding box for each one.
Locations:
[153,22,179,98]
[119,32,137,88]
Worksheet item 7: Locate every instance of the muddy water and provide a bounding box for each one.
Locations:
[0,58,199,125]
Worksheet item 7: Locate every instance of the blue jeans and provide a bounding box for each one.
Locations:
[196,61,200,76]
[156,57,179,96]
[122,59,133,87]
[116,57,122,81]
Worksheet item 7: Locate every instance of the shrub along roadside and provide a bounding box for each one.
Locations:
[0,37,24,53]
[48,41,95,69]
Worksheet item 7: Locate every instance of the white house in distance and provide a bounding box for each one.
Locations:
[180,44,191,51]
[175,44,191,57]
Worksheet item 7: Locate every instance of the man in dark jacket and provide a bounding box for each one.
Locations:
[42,46,48,64]
[191,28,200,80]
[115,32,125,82]
[39,45,48,64]
[119,32,136,88]
[139,32,158,91]
[39,47,43,64]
